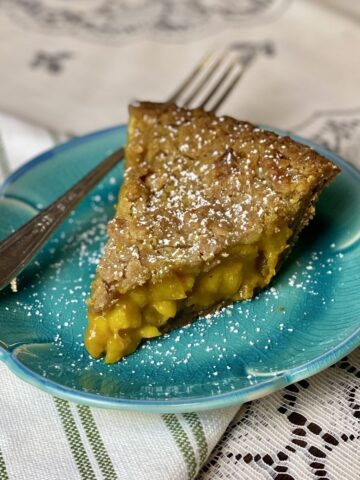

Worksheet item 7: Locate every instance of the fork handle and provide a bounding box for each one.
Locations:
[0,146,124,291]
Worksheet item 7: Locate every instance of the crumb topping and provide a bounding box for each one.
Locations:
[92,102,339,311]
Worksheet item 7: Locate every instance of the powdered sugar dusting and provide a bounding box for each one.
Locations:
[0,113,345,400]
[93,102,339,310]
[3,169,346,398]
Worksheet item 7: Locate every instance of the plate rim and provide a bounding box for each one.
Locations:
[0,124,359,413]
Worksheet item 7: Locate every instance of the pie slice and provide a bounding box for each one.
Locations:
[86,102,340,363]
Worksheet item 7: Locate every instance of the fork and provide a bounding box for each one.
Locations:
[0,47,260,291]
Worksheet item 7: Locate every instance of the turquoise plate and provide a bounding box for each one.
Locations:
[0,125,359,413]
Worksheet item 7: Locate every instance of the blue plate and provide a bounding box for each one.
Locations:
[0,125,359,413]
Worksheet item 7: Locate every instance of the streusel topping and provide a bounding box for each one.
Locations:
[91,102,339,311]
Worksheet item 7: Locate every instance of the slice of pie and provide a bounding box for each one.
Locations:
[86,102,340,363]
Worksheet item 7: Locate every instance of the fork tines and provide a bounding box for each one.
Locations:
[168,46,261,113]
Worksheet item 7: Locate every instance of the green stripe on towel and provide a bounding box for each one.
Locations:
[183,413,208,465]
[162,414,197,479]
[54,398,97,480]
[0,448,9,480]
[77,405,117,480]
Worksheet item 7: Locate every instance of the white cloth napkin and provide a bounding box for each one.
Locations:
[0,1,360,479]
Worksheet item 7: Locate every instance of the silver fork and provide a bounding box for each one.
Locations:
[0,47,259,291]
